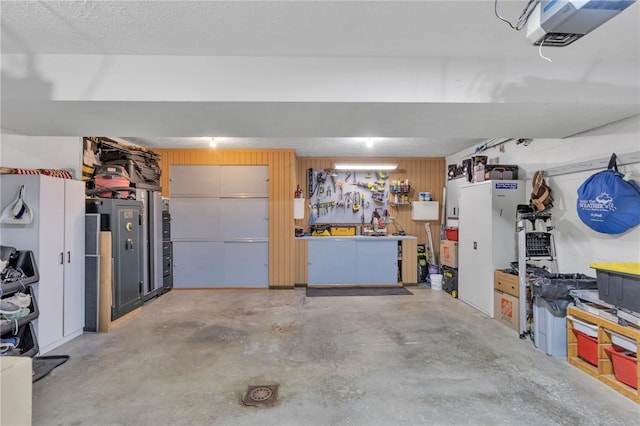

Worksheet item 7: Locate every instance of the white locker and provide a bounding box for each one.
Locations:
[457,180,525,318]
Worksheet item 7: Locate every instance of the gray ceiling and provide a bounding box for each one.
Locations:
[2,0,639,157]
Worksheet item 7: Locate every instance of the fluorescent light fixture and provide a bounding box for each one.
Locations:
[334,163,398,170]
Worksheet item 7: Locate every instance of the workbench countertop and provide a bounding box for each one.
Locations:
[297,235,417,241]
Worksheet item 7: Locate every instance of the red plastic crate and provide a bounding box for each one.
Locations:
[574,329,598,366]
[604,345,638,389]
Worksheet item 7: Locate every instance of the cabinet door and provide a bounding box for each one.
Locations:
[112,204,143,319]
[172,241,225,288]
[63,180,86,336]
[219,198,268,240]
[223,242,268,287]
[458,183,494,317]
[170,198,220,240]
[307,239,357,285]
[490,181,525,269]
[36,177,66,350]
[170,165,220,196]
[219,165,268,197]
[356,240,398,284]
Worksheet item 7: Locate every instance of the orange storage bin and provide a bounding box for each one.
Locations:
[604,345,638,389]
[573,329,598,366]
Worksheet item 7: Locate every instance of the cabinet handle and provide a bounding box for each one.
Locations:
[67,251,71,263]
[473,242,477,250]
[60,252,64,264]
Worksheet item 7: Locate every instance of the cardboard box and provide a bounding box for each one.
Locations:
[494,270,519,297]
[494,290,519,333]
[1,357,32,425]
[440,240,458,268]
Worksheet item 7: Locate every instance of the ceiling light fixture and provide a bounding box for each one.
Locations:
[333,163,398,171]
[209,138,217,148]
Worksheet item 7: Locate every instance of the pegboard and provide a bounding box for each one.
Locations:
[307,168,390,224]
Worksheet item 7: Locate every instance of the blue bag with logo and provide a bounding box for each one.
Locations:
[576,153,640,234]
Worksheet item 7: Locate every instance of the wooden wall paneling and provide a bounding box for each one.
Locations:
[401,239,418,284]
[155,151,444,288]
[295,157,446,284]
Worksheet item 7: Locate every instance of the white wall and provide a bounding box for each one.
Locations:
[446,116,640,276]
[0,132,83,179]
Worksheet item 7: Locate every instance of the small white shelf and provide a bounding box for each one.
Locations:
[412,201,439,221]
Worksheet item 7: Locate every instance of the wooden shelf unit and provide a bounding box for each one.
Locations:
[566,306,639,403]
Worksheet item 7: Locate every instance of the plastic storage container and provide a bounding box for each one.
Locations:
[445,227,459,241]
[610,331,637,353]
[591,262,640,313]
[574,329,598,366]
[570,316,599,366]
[12,322,39,358]
[0,286,38,335]
[534,297,567,357]
[1,250,40,295]
[430,274,443,290]
[571,317,598,338]
[604,345,638,389]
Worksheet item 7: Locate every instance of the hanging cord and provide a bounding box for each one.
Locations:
[495,0,540,31]
[538,37,553,62]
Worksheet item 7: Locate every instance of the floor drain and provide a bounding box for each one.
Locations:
[242,384,279,407]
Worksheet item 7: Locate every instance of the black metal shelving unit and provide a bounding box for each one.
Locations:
[1,249,40,357]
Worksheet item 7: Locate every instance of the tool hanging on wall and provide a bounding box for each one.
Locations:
[1,185,34,224]
[353,192,361,212]
[425,223,436,265]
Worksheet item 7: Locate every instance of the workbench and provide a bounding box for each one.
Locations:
[299,235,418,286]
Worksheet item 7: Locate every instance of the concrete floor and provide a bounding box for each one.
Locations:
[35,288,639,425]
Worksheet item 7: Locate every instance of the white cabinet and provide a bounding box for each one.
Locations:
[307,239,398,286]
[219,165,269,196]
[62,180,85,337]
[458,180,524,318]
[173,241,269,288]
[308,239,357,285]
[0,175,85,353]
[170,165,269,288]
[171,198,221,240]
[170,165,220,196]
[172,242,225,287]
[219,198,269,239]
[356,240,398,284]
[224,242,269,287]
